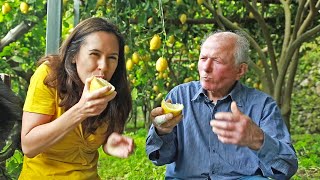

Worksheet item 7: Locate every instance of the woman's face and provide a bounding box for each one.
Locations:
[75,31,119,83]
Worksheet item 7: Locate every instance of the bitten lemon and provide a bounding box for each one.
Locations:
[161,100,184,117]
[90,76,115,96]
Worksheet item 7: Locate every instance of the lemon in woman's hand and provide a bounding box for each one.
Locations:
[161,100,184,117]
[90,76,115,96]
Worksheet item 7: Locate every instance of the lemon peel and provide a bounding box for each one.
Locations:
[161,100,184,117]
[90,76,115,96]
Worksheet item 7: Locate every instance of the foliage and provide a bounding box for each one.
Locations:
[291,37,320,134]
[95,129,320,179]
[0,0,46,100]
[291,134,320,179]
[5,150,23,180]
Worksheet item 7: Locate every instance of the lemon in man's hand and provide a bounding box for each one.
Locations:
[90,76,115,96]
[161,100,184,117]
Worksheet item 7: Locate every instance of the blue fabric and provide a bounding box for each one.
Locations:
[146,81,298,180]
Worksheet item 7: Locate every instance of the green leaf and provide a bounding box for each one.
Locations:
[11,56,24,63]
[131,88,138,100]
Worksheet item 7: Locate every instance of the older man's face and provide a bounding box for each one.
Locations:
[198,33,243,95]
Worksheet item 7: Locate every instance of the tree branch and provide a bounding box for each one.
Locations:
[243,0,277,84]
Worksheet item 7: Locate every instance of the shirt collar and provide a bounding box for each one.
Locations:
[191,81,244,108]
[191,82,206,101]
[228,81,244,108]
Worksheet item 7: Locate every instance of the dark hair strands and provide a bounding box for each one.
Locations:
[37,17,132,136]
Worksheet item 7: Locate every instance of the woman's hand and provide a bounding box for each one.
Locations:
[77,77,117,118]
[103,132,135,158]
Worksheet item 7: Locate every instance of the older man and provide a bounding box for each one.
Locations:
[146,31,298,179]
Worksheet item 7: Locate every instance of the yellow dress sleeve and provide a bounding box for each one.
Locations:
[23,63,56,115]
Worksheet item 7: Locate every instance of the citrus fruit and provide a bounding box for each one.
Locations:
[161,100,184,117]
[176,0,183,5]
[179,14,187,24]
[168,35,175,44]
[156,57,168,72]
[2,3,11,14]
[153,85,159,92]
[197,0,204,5]
[90,76,115,96]
[20,2,29,14]
[132,52,140,64]
[126,59,133,71]
[147,17,153,24]
[150,34,161,51]
[124,45,130,54]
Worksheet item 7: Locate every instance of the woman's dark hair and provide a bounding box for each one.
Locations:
[38,17,132,135]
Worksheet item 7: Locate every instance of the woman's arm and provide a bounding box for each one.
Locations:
[21,78,116,158]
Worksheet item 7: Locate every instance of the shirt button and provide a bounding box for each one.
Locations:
[212,149,215,153]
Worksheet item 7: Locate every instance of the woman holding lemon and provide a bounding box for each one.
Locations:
[19,17,134,179]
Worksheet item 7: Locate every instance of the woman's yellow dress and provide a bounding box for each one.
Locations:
[19,63,108,180]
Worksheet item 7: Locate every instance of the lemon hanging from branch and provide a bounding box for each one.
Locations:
[124,45,130,54]
[156,57,168,72]
[150,34,161,51]
[132,52,140,64]
[126,59,133,71]
[179,14,187,24]
[20,2,29,14]
[2,2,11,14]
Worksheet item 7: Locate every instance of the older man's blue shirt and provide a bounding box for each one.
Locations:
[146,81,298,179]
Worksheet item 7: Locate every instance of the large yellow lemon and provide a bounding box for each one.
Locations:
[132,52,140,64]
[90,76,115,96]
[156,57,168,72]
[20,2,29,14]
[150,34,161,51]
[126,59,133,71]
[161,100,184,117]
[2,3,11,14]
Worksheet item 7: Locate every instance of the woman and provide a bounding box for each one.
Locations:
[19,17,134,179]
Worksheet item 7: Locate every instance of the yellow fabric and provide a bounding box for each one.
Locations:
[19,63,108,180]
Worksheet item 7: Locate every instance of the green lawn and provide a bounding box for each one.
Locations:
[5,129,320,179]
[97,129,320,179]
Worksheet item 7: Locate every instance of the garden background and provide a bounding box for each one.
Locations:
[1,0,319,179]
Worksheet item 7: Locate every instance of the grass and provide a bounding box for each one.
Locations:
[97,128,320,180]
[5,125,320,179]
